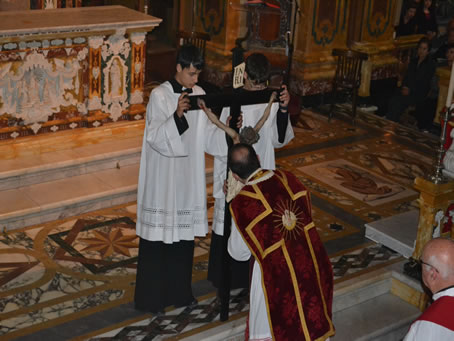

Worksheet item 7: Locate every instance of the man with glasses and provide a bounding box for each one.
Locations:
[404,238,454,340]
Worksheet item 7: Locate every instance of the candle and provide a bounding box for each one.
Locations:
[446,61,454,108]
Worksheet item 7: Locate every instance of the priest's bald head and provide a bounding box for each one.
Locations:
[421,238,454,294]
[228,143,261,181]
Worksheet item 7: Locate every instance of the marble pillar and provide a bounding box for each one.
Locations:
[412,177,454,260]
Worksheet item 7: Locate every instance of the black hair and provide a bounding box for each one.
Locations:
[228,143,261,180]
[176,44,204,70]
[406,1,418,10]
[447,43,454,52]
[245,53,270,85]
[418,36,431,50]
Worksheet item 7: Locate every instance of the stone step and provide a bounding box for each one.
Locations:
[332,293,419,341]
[0,164,139,231]
[0,156,214,231]
[0,121,214,231]
[332,262,422,340]
[0,136,142,191]
[180,261,423,341]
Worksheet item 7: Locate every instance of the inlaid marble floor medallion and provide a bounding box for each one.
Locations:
[298,159,416,206]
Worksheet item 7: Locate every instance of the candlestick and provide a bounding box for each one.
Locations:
[429,105,452,184]
[446,62,454,107]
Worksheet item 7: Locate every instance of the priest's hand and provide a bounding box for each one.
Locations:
[279,85,290,108]
[177,92,191,117]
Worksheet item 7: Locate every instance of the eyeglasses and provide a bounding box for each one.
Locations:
[418,259,439,273]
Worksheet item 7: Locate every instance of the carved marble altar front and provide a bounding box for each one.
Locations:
[0,6,161,140]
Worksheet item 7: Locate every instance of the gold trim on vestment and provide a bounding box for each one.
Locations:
[230,170,334,340]
[282,242,311,339]
[304,228,336,339]
[275,170,307,200]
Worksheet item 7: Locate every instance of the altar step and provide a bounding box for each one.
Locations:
[365,210,419,259]
[0,135,142,191]
[182,260,423,341]
[0,122,214,231]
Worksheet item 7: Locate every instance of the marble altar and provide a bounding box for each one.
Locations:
[0,6,161,140]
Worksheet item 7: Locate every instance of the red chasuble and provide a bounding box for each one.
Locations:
[230,169,335,341]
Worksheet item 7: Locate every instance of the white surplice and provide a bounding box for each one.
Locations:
[136,81,226,243]
[212,102,294,235]
[228,218,272,340]
[404,287,454,341]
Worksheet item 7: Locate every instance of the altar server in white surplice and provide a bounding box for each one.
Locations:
[207,53,294,290]
[134,45,226,314]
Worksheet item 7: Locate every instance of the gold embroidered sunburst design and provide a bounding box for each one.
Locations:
[273,200,305,240]
[78,228,138,259]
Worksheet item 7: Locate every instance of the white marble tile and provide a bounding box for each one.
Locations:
[71,139,140,159]
[333,278,391,313]
[0,189,39,218]
[18,173,113,208]
[332,293,420,341]
[92,164,139,188]
[365,210,419,258]
[179,316,247,341]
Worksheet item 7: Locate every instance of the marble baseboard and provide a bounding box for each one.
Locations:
[365,210,419,258]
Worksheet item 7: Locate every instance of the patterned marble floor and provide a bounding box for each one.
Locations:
[0,105,437,340]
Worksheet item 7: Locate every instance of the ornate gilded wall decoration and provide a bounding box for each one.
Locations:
[366,0,394,38]
[312,0,347,46]
[197,0,226,36]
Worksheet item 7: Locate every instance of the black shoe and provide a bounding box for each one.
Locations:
[135,304,165,316]
[150,309,165,317]
[175,298,198,309]
[134,304,148,312]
